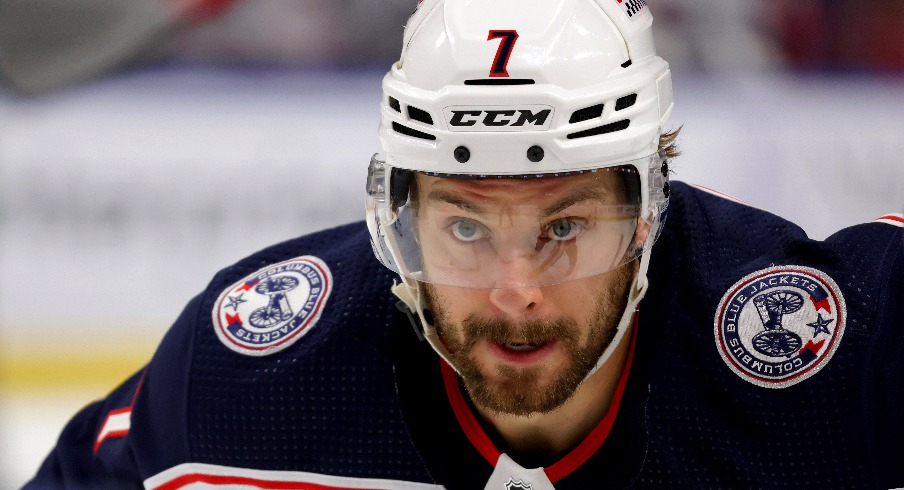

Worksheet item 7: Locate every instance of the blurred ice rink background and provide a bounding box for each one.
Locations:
[1,1,903,487]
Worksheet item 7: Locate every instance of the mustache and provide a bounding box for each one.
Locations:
[459,314,580,346]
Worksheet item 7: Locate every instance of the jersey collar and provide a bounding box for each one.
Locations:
[440,314,640,483]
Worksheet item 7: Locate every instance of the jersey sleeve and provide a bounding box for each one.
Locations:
[860,220,904,488]
[23,294,202,489]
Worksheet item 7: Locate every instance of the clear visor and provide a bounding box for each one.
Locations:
[366,154,667,289]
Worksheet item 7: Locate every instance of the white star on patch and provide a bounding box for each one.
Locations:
[225,293,247,311]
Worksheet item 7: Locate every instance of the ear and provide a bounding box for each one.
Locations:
[630,217,651,255]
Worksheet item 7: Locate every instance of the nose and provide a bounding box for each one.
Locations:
[488,284,545,318]
[487,254,545,318]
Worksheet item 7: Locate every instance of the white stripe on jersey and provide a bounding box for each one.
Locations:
[93,408,131,454]
[874,214,904,227]
[144,462,445,490]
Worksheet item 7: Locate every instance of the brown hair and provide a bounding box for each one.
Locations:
[659,126,682,160]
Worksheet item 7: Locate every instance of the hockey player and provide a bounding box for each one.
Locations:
[25,0,904,489]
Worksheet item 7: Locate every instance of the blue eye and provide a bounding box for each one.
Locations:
[451,219,484,242]
[545,218,584,241]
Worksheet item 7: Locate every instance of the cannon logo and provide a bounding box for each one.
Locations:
[212,256,333,356]
[444,105,554,132]
[714,266,846,388]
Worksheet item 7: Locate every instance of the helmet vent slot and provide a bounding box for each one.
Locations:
[407,106,434,125]
[569,103,605,124]
[566,119,630,139]
[392,122,437,141]
[615,94,637,111]
[464,79,535,85]
[388,96,401,113]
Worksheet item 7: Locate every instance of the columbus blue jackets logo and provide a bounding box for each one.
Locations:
[212,256,333,356]
[714,266,846,388]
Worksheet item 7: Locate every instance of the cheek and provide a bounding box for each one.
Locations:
[543,285,600,340]
[545,279,601,313]
[427,286,487,345]
[432,287,488,326]
[543,271,627,337]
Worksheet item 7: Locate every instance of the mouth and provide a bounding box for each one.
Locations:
[503,342,544,351]
[487,339,557,365]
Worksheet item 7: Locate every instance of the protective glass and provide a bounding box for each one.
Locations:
[367,153,667,289]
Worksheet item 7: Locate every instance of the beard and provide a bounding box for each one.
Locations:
[423,264,635,417]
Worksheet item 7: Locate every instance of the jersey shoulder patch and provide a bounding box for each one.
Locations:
[714,265,846,389]
[211,256,333,356]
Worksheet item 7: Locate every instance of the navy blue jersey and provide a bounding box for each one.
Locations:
[25,182,904,489]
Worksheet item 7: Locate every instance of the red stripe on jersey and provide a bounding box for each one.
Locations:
[93,368,147,455]
[154,473,356,490]
[544,315,638,482]
[440,361,501,465]
[93,407,132,454]
[690,184,752,206]
[440,314,639,481]
[875,214,904,227]
[147,463,443,490]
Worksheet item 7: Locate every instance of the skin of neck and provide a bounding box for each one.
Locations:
[471,313,636,460]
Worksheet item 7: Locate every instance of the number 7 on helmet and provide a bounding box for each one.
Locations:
[487,30,519,77]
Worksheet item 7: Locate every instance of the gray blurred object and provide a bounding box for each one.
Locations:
[653,0,783,72]
[171,0,414,65]
[0,0,792,94]
[0,0,415,95]
[0,0,201,94]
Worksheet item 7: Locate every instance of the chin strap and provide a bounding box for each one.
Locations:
[580,270,646,383]
[578,241,653,382]
[391,278,461,373]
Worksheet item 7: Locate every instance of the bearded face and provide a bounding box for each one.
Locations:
[423,262,634,416]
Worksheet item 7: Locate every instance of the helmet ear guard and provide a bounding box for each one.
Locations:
[390,167,416,210]
[366,155,403,273]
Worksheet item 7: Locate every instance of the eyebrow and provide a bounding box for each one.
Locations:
[424,189,488,216]
[426,183,614,218]
[542,185,613,216]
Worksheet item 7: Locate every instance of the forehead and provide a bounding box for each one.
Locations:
[416,170,626,206]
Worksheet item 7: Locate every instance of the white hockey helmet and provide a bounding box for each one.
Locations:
[380,0,672,172]
[367,0,674,375]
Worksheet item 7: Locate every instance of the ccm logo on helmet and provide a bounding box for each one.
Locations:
[444,105,554,132]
